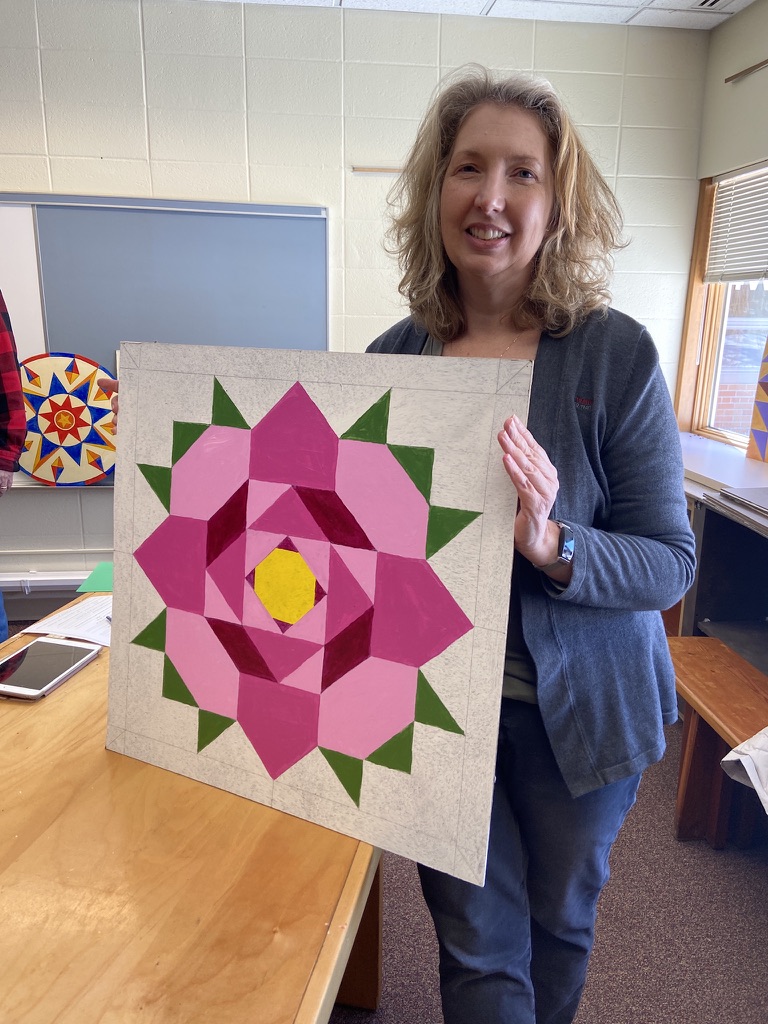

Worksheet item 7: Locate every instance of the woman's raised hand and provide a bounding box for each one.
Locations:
[497,414,560,567]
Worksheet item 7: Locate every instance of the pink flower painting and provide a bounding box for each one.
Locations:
[132,379,479,803]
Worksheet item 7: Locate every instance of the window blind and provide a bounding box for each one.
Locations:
[705,165,768,283]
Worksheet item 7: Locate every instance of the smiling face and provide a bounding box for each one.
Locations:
[440,102,555,303]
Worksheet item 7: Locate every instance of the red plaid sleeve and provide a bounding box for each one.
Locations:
[0,290,26,472]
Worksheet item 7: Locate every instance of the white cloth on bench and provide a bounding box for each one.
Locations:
[721,728,768,817]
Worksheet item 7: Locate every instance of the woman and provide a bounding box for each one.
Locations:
[367,67,696,1024]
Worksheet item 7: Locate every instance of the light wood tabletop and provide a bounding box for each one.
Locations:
[0,608,381,1023]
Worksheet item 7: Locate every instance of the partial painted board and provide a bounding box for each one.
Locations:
[108,342,532,885]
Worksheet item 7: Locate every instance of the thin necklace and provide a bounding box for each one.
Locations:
[498,334,520,358]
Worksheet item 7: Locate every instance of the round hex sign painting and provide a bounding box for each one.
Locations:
[19,353,116,485]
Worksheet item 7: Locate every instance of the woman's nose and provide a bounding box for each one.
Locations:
[474,172,506,214]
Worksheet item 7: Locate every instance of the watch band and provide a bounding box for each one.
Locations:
[532,521,574,571]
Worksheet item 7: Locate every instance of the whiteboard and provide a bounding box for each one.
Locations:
[0,194,328,373]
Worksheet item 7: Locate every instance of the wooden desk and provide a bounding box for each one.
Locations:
[0,619,381,1023]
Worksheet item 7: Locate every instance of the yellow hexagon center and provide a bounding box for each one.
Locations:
[253,548,317,625]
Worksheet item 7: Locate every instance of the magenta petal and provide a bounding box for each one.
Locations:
[249,382,338,489]
[250,486,328,541]
[238,676,320,779]
[325,546,373,643]
[135,516,207,613]
[370,553,473,667]
[243,626,320,683]
[206,532,247,620]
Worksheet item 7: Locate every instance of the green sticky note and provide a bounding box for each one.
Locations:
[77,561,114,593]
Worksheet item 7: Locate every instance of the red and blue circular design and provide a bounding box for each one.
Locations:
[19,353,116,486]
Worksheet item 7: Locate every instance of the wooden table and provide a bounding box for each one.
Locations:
[0,616,381,1023]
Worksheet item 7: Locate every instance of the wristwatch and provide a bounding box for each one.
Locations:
[532,521,574,571]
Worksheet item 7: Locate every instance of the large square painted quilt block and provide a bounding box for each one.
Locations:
[108,343,532,884]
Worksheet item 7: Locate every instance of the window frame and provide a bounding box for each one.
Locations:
[675,179,759,450]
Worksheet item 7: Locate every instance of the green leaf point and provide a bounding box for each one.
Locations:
[415,671,464,735]
[366,723,414,773]
[137,463,172,512]
[320,748,364,805]
[132,608,167,651]
[426,505,481,559]
[341,390,391,444]
[211,378,250,429]
[198,710,235,752]
[162,655,198,707]
[388,444,434,502]
[172,421,209,464]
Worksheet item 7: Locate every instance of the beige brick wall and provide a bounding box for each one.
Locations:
[0,0,711,374]
[0,0,720,575]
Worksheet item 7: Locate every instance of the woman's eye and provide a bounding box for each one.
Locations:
[515,168,536,180]
[456,164,478,174]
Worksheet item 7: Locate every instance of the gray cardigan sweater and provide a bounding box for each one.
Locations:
[368,310,696,797]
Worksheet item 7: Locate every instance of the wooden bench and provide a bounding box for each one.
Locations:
[668,636,768,849]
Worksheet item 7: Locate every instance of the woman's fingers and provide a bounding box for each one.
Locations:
[497,414,559,558]
[97,377,119,430]
[498,415,557,499]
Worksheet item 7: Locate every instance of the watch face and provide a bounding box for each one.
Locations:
[558,523,575,564]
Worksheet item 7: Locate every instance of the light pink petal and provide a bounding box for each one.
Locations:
[247,479,290,525]
[335,439,428,557]
[370,553,473,667]
[171,426,250,519]
[166,608,239,718]
[317,658,417,759]
[135,516,207,613]
[238,676,320,778]
[291,536,331,589]
[204,575,240,624]
[284,598,327,644]
[245,529,285,569]
[241,585,282,633]
[333,545,378,601]
[280,649,325,694]
[249,382,338,489]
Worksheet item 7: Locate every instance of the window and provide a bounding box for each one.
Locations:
[676,165,768,448]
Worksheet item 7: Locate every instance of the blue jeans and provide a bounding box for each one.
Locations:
[0,591,7,643]
[419,699,640,1024]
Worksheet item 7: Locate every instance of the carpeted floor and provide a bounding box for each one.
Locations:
[331,722,768,1024]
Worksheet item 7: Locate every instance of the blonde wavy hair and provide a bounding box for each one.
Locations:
[386,65,625,340]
